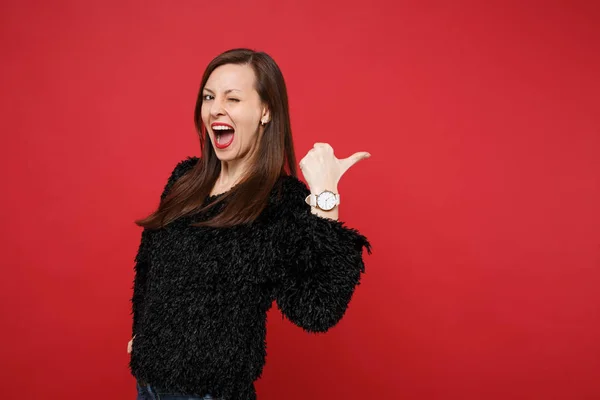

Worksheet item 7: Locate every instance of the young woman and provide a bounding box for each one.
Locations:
[128,48,372,400]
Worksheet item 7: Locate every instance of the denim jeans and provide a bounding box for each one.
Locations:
[136,381,218,400]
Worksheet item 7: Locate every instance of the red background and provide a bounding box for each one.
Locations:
[1,1,599,399]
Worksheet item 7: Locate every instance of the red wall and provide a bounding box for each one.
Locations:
[1,1,599,399]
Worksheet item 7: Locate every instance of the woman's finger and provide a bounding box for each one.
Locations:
[339,151,371,175]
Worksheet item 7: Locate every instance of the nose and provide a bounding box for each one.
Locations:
[209,96,226,118]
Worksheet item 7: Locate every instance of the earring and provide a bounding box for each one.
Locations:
[261,118,268,126]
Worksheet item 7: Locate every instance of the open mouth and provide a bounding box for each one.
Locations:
[212,124,235,149]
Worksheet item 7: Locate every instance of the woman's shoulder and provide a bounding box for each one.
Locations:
[170,156,200,177]
[273,174,310,200]
[277,173,307,188]
[160,156,199,201]
[266,174,311,217]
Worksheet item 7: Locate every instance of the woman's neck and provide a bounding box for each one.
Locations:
[212,159,248,195]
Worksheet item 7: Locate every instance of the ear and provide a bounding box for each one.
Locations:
[261,106,271,123]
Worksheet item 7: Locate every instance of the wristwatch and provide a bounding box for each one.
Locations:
[305,190,340,211]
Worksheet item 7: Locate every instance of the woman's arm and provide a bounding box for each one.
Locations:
[271,176,372,333]
[131,228,151,337]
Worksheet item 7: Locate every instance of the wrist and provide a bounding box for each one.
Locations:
[305,188,340,213]
[311,206,339,220]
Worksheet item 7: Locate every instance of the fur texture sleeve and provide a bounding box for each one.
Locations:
[272,176,372,333]
[131,156,199,336]
[131,228,151,337]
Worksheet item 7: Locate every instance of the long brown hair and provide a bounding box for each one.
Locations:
[136,48,297,229]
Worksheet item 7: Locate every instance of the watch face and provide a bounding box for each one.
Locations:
[317,191,337,211]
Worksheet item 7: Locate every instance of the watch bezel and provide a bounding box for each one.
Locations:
[316,190,338,211]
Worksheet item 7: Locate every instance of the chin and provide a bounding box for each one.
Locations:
[212,148,237,161]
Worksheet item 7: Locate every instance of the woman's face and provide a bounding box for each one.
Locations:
[201,63,269,163]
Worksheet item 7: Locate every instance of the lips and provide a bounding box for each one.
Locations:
[210,122,235,149]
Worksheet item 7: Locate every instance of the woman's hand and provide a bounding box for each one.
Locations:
[299,143,370,193]
[127,335,136,354]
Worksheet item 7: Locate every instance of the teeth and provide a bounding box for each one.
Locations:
[212,126,233,131]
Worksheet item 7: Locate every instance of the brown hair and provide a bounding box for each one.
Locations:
[136,48,297,229]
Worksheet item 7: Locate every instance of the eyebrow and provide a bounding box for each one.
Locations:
[203,88,242,94]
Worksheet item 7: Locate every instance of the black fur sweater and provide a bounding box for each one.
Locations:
[129,156,371,400]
